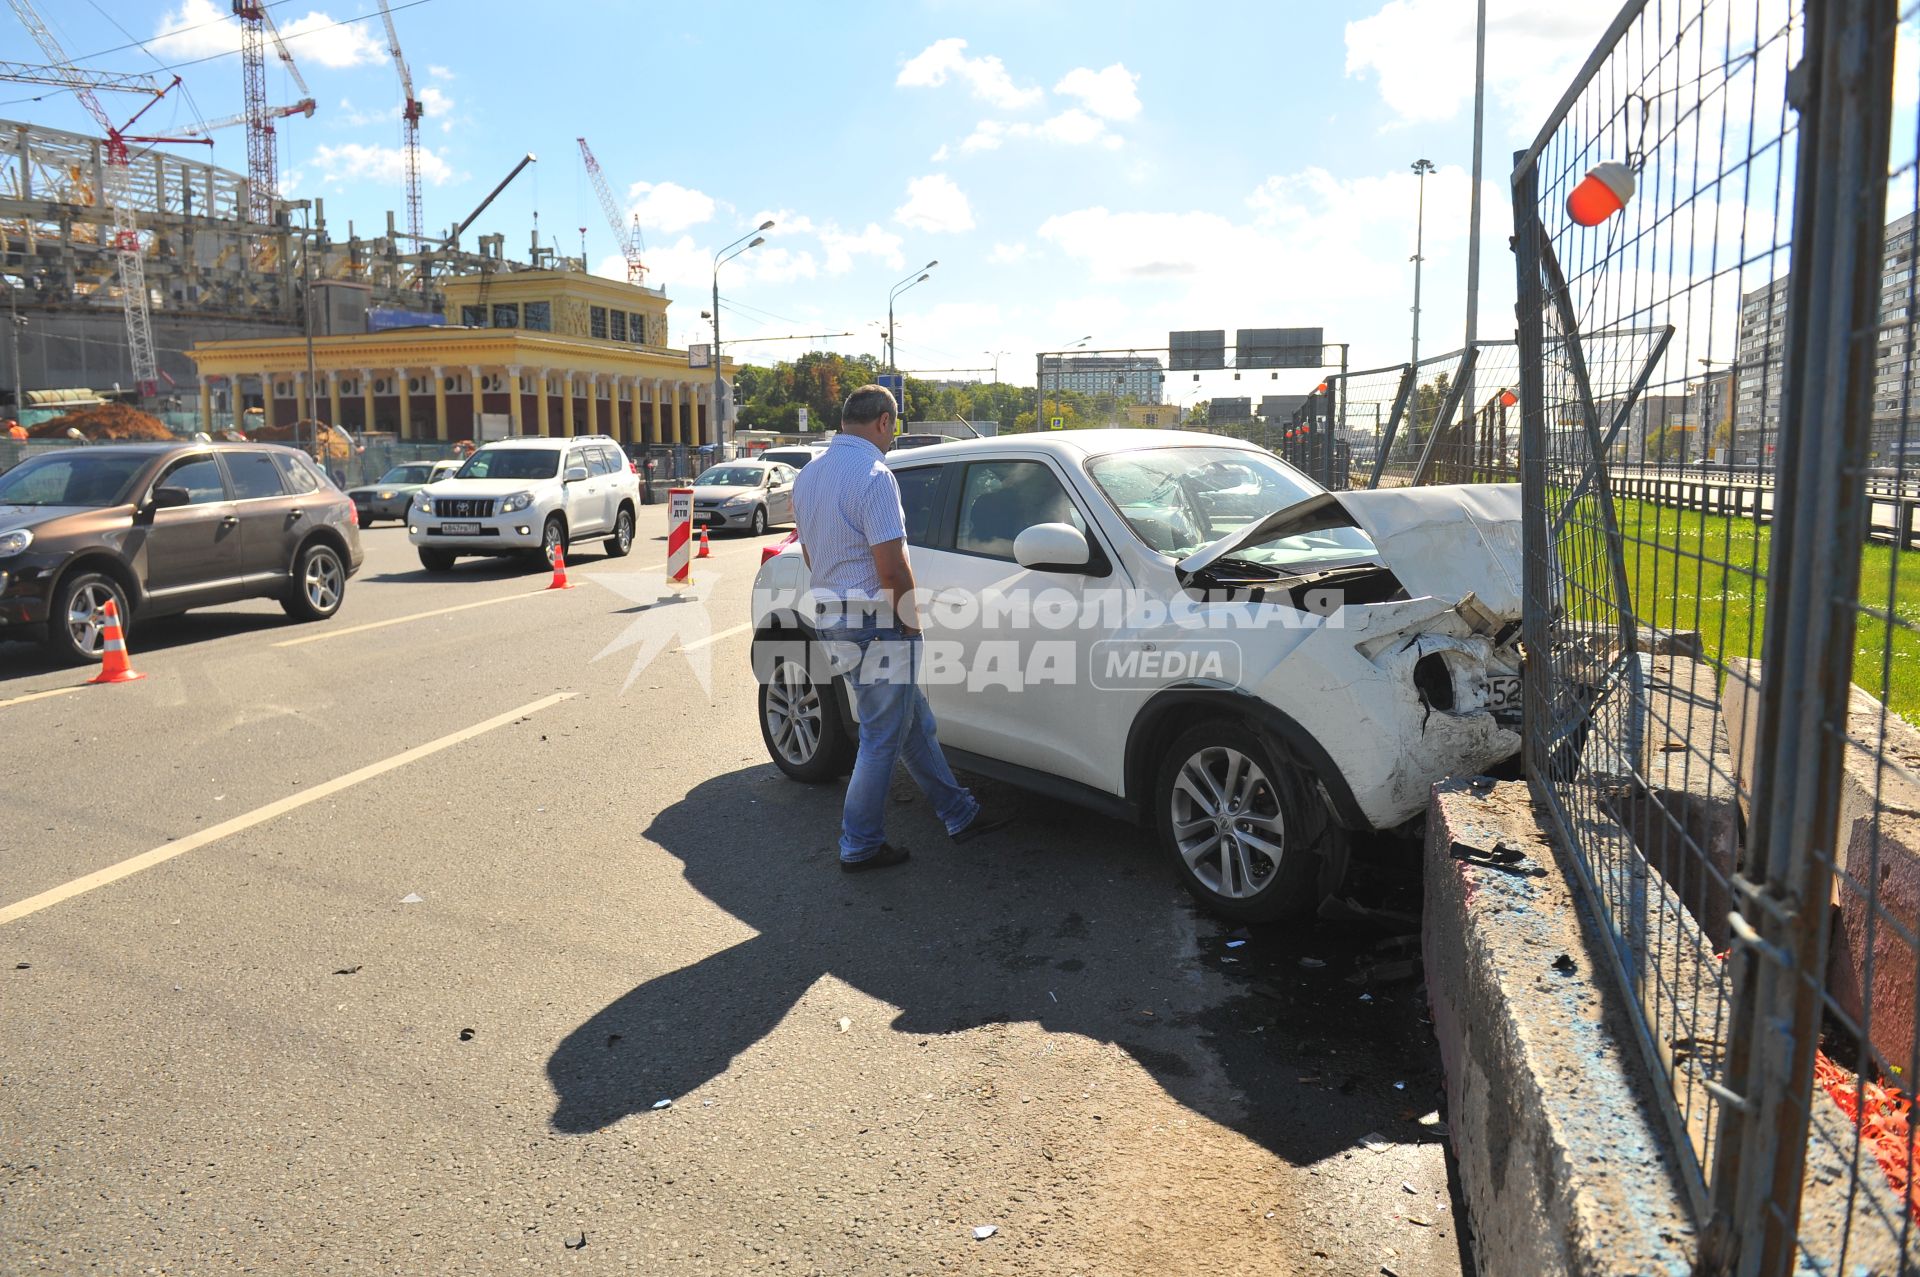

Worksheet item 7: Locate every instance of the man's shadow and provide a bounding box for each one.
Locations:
[544,764,1447,1167]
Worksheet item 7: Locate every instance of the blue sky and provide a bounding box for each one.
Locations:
[16,0,1620,396]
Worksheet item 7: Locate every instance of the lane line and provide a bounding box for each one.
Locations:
[677,621,754,653]
[0,691,575,927]
[271,587,552,647]
[0,685,87,711]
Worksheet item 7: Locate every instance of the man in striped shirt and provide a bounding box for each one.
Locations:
[791,384,1009,872]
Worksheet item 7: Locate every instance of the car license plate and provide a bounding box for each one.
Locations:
[1488,675,1522,711]
[441,521,482,535]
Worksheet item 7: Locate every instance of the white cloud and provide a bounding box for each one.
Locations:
[961,108,1119,152]
[1053,63,1142,120]
[896,38,1043,110]
[930,144,951,163]
[309,142,453,187]
[894,174,975,234]
[153,0,382,70]
[624,180,716,233]
[427,65,454,81]
[1344,0,1620,129]
[817,222,905,273]
[989,242,1030,264]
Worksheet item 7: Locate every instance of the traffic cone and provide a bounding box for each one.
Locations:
[89,597,144,684]
[547,545,572,590]
[697,526,712,559]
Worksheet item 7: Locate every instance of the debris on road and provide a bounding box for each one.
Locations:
[14,962,29,970]
[1552,952,1578,974]
[1298,957,1326,969]
[1402,1182,1418,1194]
[652,1098,673,1110]
[1226,939,1246,949]
[564,1231,587,1250]
[400,892,425,904]
[1359,1131,1392,1154]
[458,1028,474,1041]
[605,1033,622,1049]
[836,1016,852,1033]
[971,1225,997,1240]
[332,965,362,976]
[1393,1081,1407,1090]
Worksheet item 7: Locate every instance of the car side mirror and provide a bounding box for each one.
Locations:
[565,465,589,483]
[1013,522,1092,572]
[150,486,191,510]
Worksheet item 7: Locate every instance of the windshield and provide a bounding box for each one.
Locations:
[0,453,147,507]
[380,464,434,484]
[456,448,559,480]
[695,466,767,487]
[760,450,815,468]
[1087,447,1378,569]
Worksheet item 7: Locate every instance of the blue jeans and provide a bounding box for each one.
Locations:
[825,622,979,862]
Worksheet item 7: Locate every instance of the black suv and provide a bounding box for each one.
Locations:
[0,442,364,663]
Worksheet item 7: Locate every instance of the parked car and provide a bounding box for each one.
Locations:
[758,444,829,471]
[892,432,960,450]
[0,442,363,663]
[748,429,1523,922]
[407,434,638,572]
[691,460,798,536]
[348,459,461,527]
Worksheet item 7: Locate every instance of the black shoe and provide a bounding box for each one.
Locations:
[950,807,1014,844]
[840,843,911,873]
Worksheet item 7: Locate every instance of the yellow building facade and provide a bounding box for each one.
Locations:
[186,268,729,446]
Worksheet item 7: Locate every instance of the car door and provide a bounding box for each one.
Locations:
[912,456,1121,791]
[562,446,605,536]
[766,465,796,524]
[141,452,244,601]
[218,448,299,583]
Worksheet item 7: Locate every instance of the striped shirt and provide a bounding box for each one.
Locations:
[791,432,906,601]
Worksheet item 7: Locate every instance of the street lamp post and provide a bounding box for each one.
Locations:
[713,220,774,453]
[1410,158,1436,367]
[887,261,938,375]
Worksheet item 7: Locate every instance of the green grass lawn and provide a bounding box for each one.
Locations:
[1601,498,1920,720]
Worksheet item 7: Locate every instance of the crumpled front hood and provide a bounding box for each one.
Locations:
[1176,482,1523,617]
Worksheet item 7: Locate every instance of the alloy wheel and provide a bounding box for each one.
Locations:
[305,551,343,612]
[1167,745,1286,900]
[763,657,823,765]
[66,581,119,657]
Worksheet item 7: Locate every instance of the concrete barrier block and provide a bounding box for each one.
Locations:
[1424,778,1695,1277]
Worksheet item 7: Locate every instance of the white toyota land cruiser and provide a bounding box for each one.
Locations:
[407,434,639,572]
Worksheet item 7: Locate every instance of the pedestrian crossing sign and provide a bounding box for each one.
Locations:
[1050,417,1063,430]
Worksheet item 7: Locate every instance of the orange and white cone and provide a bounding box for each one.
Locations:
[547,545,572,590]
[89,597,144,684]
[697,526,711,559]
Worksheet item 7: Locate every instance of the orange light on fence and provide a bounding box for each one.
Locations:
[1499,388,1519,408]
[1566,161,1635,227]
[1313,381,1327,394]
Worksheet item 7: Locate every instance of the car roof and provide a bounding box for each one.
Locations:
[25,440,309,459]
[887,427,1261,465]
[479,434,617,450]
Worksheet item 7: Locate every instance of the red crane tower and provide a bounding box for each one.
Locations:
[577,137,646,285]
[375,0,424,244]
[230,2,312,224]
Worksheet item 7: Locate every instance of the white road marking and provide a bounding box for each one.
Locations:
[0,691,575,927]
[676,621,753,653]
[271,587,553,647]
[0,685,87,710]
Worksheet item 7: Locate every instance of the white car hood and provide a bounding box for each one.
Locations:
[1176,482,1524,617]
[421,478,551,497]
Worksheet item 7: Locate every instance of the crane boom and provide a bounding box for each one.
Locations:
[179,98,315,139]
[4,0,165,396]
[577,136,645,284]
[375,0,423,244]
[259,7,311,99]
[0,60,158,94]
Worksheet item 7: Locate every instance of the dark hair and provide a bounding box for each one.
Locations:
[841,385,898,429]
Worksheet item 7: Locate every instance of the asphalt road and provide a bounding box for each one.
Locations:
[1,514,1471,1276]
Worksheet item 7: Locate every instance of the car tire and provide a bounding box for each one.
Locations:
[755,637,856,783]
[282,541,347,622]
[356,512,373,529]
[418,548,456,573]
[539,514,568,564]
[45,569,130,666]
[605,506,635,558]
[749,505,768,537]
[1153,719,1348,922]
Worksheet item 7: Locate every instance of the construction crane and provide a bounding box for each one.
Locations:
[375,0,425,245]
[231,2,313,225]
[179,97,316,142]
[3,0,191,397]
[577,137,645,284]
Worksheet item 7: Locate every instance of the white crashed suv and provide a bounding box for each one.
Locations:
[748,429,1523,922]
[408,434,639,572]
